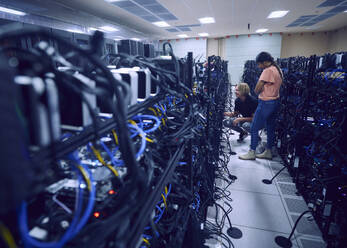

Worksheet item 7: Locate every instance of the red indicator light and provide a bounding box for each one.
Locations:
[108,190,116,195]
[94,212,100,218]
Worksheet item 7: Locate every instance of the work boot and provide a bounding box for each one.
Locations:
[239,150,256,160]
[256,149,273,160]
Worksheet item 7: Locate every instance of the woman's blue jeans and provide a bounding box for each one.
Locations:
[250,99,279,151]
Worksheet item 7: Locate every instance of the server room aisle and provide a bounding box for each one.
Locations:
[212,134,327,248]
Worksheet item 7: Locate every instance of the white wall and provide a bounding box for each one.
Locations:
[159,38,207,61]
[281,33,330,58]
[224,34,282,85]
[207,38,219,57]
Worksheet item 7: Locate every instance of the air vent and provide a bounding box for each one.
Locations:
[133,0,158,4]
[177,27,191,31]
[158,13,178,21]
[145,4,170,13]
[166,28,179,32]
[327,5,347,12]
[176,24,201,28]
[112,1,137,8]
[123,6,151,16]
[317,0,346,7]
[286,23,301,27]
[286,15,317,27]
[111,0,178,23]
[141,15,160,22]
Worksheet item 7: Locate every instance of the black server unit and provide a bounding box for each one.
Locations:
[144,44,155,58]
[51,29,73,55]
[120,40,131,54]
[74,33,90,49]
[137,42,144,56]
[118,40,137,55]
[130,40,137,55]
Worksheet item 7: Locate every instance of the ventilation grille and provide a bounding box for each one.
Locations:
[284,198,309,213]
[291,214,322,236]
[318,0,346,7]
[286,15,317,27]
[278,183,298,196]
[111,0,178,22]
[287,0,347,27]
[299,238,326,248]
[166,28,179,32]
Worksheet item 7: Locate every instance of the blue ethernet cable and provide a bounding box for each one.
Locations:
[18,152,96,248]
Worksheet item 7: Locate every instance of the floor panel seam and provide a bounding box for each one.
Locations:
[228,187,280,196]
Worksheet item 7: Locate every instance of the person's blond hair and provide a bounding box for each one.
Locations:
[237,83,250,96]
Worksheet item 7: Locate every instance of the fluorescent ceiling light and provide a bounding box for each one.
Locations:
[105,0,124,2]
[178,34,188,38]
[0,6,26,16]
[256,28,268,33]
[153,21,170,27]
[198,17,215,24]
[131,38,141,41]
[67,29,85,34]
[267,10,289,19]
[198,33,209,37]
[344,10,347,12]
[99,26,119,32]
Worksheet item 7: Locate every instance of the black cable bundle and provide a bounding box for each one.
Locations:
[241,60,262,97]
[275,52,347,248]
[0,29,236,248]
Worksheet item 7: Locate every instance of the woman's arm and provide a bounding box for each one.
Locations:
[255,80,265,94]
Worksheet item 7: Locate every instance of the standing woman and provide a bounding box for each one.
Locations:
[239,52,283,160]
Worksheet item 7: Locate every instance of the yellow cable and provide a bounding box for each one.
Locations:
[143,238,150,246]
[129,120,154,143]
[76,165,91,191]
[0,223,16,248]
[148,107,158,116]
[165,186,168,196]
[161,194,167,209]
[106,164,120,178]
[185,94,188,98]
[111,130,119,145]
[90,146,119,177]
[173,97,176,105]
[156,108,166,126]
[160,104,168,125]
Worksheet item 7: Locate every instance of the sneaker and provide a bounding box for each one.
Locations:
[239,150,256,160]
[256,149,273,160]
[237,131,249,143]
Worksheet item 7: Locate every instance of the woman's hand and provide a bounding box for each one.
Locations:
[233,118,241,126]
